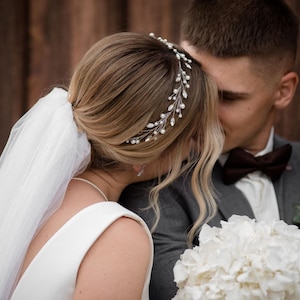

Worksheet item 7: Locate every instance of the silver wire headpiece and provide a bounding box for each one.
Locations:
[126,33,192,144]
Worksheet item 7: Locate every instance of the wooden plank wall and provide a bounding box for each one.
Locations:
[1,0,300,153]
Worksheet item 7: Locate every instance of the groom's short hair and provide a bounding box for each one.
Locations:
[180,0,298,71]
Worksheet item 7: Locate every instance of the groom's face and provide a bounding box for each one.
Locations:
[181,41,278,155]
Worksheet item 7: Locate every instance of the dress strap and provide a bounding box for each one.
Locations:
[72,177,108,201]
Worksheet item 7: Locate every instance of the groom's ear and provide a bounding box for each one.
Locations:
[274,71,299,109]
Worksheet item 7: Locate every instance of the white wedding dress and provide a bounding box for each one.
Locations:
[10,201,153,300]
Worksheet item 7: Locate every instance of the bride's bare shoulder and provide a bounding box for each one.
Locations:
[74,216,151,299]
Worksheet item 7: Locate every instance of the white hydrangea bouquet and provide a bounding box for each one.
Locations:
[173,215,300,300]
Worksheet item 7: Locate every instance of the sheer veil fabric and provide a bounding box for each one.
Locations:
[0,88,91,299]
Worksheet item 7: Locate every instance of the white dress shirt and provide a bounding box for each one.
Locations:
[219,128,279,222]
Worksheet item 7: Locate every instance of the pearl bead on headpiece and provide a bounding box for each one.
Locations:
[126,33,192,144]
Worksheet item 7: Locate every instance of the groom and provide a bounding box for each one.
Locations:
[120,0,300,299]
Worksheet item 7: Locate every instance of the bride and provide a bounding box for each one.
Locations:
[0,32,223,299]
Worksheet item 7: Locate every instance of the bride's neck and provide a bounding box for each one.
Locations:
[78,169,133,202]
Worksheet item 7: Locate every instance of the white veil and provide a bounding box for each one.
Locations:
[0,88,91,299]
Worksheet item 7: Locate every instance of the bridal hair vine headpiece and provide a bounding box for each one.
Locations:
[126,33,192,144]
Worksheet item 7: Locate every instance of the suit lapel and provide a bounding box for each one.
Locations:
[273,135,300,224]
[213,162,255,220]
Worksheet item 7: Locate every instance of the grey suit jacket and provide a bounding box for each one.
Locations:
[119,135,300,300]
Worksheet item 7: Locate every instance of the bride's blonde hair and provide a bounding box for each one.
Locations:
[69,32,223,241]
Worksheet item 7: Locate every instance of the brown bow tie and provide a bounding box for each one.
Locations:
[222,144,292,185]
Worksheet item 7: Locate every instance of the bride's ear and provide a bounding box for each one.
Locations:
[132,164,146,177]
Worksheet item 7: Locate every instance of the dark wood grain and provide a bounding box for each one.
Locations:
[1,0,300,153]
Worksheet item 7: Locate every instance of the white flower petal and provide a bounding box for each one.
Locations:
[173,216,300,299]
